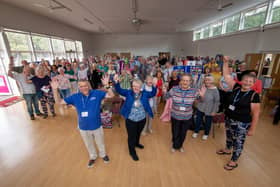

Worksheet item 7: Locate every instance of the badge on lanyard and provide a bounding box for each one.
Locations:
[179,106,186,111]
[228,105,235,111]
[81,111,88,117]
[229,89,250,111]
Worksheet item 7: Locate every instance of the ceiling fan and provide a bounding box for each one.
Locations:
[129,0,149,31]
[200,0,233,12]
[217,0,233,11]
[33,0,72,13]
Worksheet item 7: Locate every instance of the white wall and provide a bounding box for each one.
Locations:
[0,2,91,55]
[89,26,280,60]
[90,33,185,57]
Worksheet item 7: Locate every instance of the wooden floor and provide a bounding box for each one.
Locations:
[0,101,279,187]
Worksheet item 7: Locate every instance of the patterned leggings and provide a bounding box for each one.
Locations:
[40,91,55,115]
[225,117,251,162]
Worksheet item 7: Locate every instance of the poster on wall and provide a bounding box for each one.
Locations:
[173,66,185,75]
[0,75,12,95]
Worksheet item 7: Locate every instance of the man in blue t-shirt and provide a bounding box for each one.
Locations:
[61,77,114,168]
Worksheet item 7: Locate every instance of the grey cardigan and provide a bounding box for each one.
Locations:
[197,88,220,115]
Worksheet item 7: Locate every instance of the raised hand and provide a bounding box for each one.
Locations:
[223,56,230,63]
[113,74,119,82]
[101,75,109,87]
[198,84,207,98]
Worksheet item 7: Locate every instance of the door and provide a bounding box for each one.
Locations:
[120,52,131,59]
[245,53,263,73]
[271,54,280,88]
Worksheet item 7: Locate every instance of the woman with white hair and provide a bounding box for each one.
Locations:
[53,67,75,99]
[192,75,220,140]
[77,64,89,81]
[114,75,157,161]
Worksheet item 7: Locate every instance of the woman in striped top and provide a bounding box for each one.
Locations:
[164,74,206,152]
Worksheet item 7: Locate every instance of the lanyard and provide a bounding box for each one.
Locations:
[232,89,250,106]
[81,94,89,109]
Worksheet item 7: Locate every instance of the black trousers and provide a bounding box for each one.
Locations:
[171,117,192,149]
[125,118,146,155]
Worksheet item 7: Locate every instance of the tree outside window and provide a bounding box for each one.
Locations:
[212,22,222,36]
[225,14,240,33]
[271,0,280,23]
[243,5,267,29]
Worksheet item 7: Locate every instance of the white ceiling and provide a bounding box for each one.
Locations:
[2,0,267,34]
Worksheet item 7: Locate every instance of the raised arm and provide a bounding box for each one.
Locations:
[248,103,260,136]
[101,75,115,98]
[113,74,129,97]
[223,56,235,90]
[8,61,15,78]
[145,86,157,98]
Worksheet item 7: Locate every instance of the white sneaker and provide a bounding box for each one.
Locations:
[192,133,198,138]
[179,147,185,153]
[202,135,208,140]
[171,148,176,153]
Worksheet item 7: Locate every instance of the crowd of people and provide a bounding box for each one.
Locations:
[8,54,265,170]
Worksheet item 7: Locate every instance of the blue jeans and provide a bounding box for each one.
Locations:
[59,89,71,99]
[194,109,213,135]
[23,94,41,117]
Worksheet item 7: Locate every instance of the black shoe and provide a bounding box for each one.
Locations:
[52,113,56,117]
[43,114,48,119]
[103,155,110,163]
[30,115,35,120]
[36,113,43,116]
[136,144,144,149]
[87,159,95,168]
[130,153,139,161]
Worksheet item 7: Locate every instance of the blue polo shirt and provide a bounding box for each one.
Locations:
[64,90,106,130]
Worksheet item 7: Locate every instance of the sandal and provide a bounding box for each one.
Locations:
[216,149,231,155]
[224,163,238,171]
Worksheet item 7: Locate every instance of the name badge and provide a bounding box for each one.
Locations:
[179,107,186,111]
[229,105,235,111]
[81,111,88,117]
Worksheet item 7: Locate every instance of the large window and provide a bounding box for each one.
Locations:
[75,41,84,60]
[225,14,241,33]
[202,26,210,38]
[65,40,77,60]
[211,22,222,36]
[193,1,280,41]
[194,30,202,40]
[0,34,6,61]
[243,5,267,29]
[51,38,66,59]
[271,0,280,23]
[3,29,84,63]
[31,35,52,62]
[6,31,34,65]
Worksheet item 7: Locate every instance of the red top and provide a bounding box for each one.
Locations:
[156,79,163,97]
